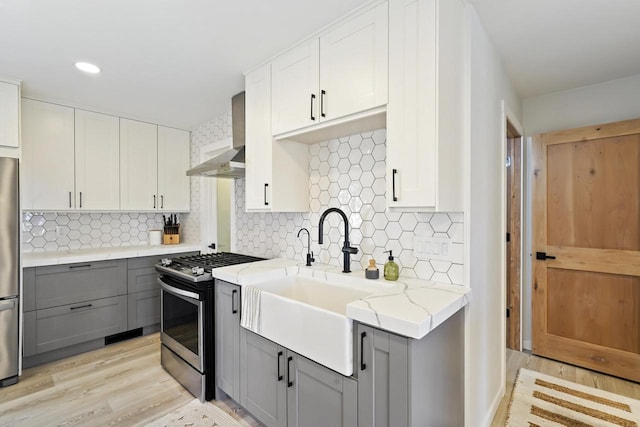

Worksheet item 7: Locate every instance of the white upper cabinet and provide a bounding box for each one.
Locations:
[246,64,310,212]
[158,126,190,212]
[245,64,273,211]
[22,99,75,210]
[319,3,388,121]
[387,0,464,211]
[75,110,120,210]
[120,119,158,211]
[271,39,320,136]
[0,81,19,149]
[271,1,388,137]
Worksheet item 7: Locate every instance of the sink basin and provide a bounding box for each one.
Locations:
[250,274,391,376]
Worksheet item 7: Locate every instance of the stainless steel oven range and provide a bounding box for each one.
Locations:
[155,252,264,401]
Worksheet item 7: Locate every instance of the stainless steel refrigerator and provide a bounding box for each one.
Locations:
[0,157,19,387]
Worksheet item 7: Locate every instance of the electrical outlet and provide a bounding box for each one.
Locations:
[414,235,453,261]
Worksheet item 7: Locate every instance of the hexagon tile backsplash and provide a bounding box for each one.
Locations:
[22,212,165,252]
[234,128,464,285]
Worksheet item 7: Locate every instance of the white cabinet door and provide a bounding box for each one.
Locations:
[0,81,19,149]
[22,99,75,210]
[120,119,158,211]
[245,64,272,211]
[158,126,190,211]
[75,109,120,210]
[319,2,388,122]
[387,0,463,211]
[271,38,320,135]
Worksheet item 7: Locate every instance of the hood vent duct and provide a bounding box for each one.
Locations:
[187,91,246,178]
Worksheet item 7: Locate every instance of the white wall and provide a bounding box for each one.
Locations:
[466,5,521,426]
[523,73,640,135]
[520,73,640,350]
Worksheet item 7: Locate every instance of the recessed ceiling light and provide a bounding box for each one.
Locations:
[75,62,101,74]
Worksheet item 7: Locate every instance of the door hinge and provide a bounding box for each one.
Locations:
[506,232,511,243]
[506,308,511,318]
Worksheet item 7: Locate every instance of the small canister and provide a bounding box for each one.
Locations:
[149,229,162,246]
[365,259,379,279]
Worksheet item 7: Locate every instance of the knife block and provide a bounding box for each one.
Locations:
[163,224,180,245]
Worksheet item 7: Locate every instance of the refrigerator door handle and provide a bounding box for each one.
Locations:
[0,299,16,312]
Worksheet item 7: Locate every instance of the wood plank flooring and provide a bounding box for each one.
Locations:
[0,333,261,427]
[5,336,639,426]
[491,348,640,426]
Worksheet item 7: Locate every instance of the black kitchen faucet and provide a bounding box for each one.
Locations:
[318,207,358,273]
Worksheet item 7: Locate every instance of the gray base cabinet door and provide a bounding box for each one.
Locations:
[357,324,409,427]
[240,328,357,427]
[287,353,357,427]
[127,289,160,329]
[215,280,241,401]
[240,328,287,427]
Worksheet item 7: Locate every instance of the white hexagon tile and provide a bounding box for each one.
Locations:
[234,128,465,285]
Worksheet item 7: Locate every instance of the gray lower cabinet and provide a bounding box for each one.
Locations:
[356,309,464,427]
[240,328,357,427]
[127,289,160,329]
[215,280,241,401]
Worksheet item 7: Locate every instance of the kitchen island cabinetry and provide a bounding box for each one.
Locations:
[244,64,309,212]
[387,0,465,211]
[270,1,388,137]
[357,310,464,427]
[239,328,357,427]
[215,280,241,401]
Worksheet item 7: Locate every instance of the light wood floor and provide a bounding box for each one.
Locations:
[490,348,640,426]
[0,333,261,426]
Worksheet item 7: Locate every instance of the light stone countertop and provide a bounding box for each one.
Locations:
[22,244,203,268]
[212,258,471,339]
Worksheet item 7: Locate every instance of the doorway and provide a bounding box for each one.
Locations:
[531,117,640,382]
[506,120,523,351]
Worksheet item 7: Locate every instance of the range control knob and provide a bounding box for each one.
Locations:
[160,258,172,266]
[192,267,205,276]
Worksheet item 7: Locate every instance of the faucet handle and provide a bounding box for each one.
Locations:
[343,246,358,254]
[306,251,315,266]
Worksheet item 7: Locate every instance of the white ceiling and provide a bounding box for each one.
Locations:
[3,1,640,130]
[470,0,640,99]
[0,0,370,129]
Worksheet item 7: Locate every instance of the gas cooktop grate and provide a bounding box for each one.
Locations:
[176,252,265,270]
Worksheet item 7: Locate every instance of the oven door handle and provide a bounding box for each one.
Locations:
[158,278,200,300]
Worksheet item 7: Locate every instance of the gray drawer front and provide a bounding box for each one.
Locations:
[127,266,159,294]
[127,289,160,329]
[35,260,127,310]
[34,295,127,354]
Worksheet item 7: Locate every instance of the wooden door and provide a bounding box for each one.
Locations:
[506,133,522,351]
[532,118,640,381]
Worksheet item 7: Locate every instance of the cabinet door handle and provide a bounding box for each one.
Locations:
[277,351,283,381]
[320,90,326,118]
[310,94,316,121]
[161,195,164,209]
[79,191,83,208]
[153,195,156,209]
[69,191,72,208]
[264,183,269,206]
[232,289,238,314]
[360,331,367,371]
[69,264,92,269]
[70,304,92,310]
[287,356,293,387]
[392,169,398,202]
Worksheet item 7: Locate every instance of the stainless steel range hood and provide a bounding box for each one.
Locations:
[187,91,246,178]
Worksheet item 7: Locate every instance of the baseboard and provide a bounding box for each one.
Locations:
[481,383,506,427]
